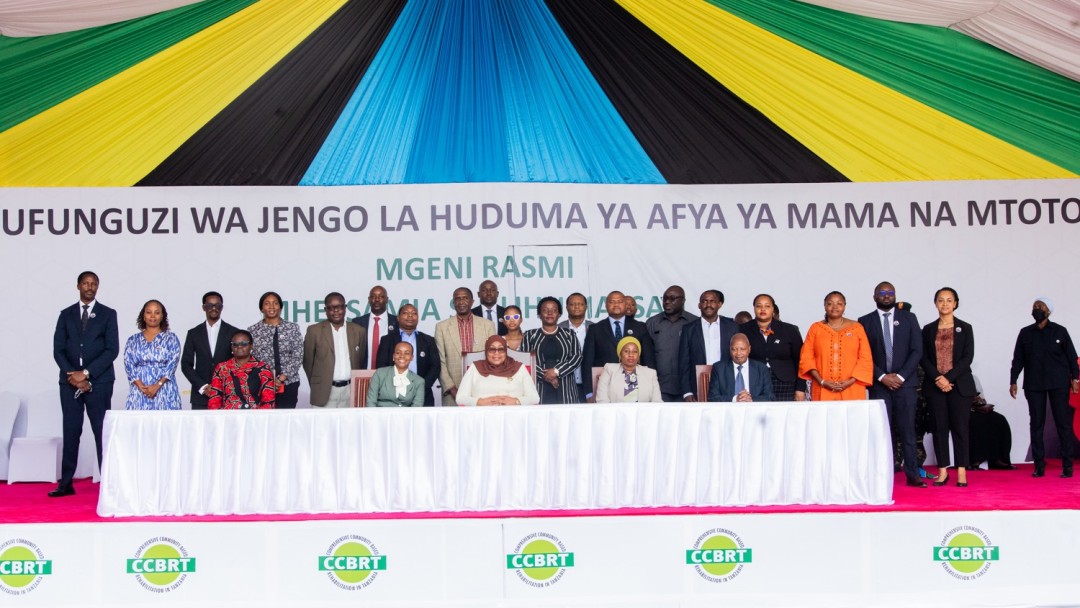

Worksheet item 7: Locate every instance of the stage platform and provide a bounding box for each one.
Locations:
[2,464,1078,607]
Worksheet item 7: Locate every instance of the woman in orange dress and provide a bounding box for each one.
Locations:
[799,291,874,401]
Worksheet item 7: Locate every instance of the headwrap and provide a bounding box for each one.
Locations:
[473,335,522,378]
[1035,296,1054,313]
[616,336,642,363]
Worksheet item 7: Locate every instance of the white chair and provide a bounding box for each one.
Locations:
[7,390,63,484]
[0,392,22,480]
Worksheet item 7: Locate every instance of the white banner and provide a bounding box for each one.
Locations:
[2,180,1079,465]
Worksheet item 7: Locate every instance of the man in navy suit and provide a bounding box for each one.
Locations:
[353,285,397,369]
[472,280,507,336]
[180,291,238,410]
[375,303,441,406]
[859,282,924,488]
[679,290,738,401]
[50,271,119,497]
[581,291,653,402]
[708,333,774,402]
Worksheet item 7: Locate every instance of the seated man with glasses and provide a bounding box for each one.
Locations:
[208,330,276,409]
[180,291,238,410]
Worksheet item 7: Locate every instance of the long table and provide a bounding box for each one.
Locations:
[96,401,894,516]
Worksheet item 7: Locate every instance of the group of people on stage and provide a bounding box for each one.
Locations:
[51,272,1079,497]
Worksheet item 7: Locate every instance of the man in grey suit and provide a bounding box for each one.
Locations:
[858,282,924,488]
[181,291,237,410]
[559,292,593,402]
[303,292,365,408]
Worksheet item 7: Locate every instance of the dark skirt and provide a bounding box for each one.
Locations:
[771,376,798,402]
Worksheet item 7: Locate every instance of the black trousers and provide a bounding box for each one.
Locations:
[872,385,918,481]
[275,381,300,409]
[1025,387,1074,468]
[926,385,970,468]
[58,381,112,487]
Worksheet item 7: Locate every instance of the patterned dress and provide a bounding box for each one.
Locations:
[520,327,583,404]
[248,320,303,385]
[208,359,276,409]
[123,330,181,410]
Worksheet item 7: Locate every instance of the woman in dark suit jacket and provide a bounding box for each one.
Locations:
[740,294,804,401]
[921,287,976,487]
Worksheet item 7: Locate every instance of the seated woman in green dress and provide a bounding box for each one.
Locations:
[367,342,426,407]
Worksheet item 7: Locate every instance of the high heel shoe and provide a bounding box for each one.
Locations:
[932,473,950,487]
[956,479,968,487]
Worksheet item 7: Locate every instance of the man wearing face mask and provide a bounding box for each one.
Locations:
[1010,297,1080,478]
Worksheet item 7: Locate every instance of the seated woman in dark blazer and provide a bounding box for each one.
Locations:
[740,294,804,401]
[367,342,426,407]
[920,287,976,487]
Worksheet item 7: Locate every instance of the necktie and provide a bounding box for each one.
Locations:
[486,309,493,321]
[81,304,89,332]
[614,320,623,341]
[371,316,381,369]
[882,313,893,371]
[273,326,282,377]
[735,365,745,394]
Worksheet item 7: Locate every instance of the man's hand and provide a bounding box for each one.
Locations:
[1009,384,1018,399]
[735,390,752,403]
[881,373,903,391]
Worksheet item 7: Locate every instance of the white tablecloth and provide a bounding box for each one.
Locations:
[97,401,894,516]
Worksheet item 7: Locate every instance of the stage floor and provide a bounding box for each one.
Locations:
[3,461,1077,524]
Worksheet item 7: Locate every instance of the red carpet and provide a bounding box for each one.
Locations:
[3,461,1077,524]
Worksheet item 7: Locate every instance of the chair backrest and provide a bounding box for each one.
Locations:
[462,350,535,376]
[696,364,712,402]
[0,392,22,479]
[350,369,377,407]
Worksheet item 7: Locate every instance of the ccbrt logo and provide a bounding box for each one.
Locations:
[318,535,387,591]
[0,539,52,596]
[506,532,575,588]
[126,537,196,593]
[685,528,753,583]
[933,526,1000,580]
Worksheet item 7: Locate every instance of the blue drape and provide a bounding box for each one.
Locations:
[301,0,664,184]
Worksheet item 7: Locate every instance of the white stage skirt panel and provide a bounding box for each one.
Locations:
[97,401,894,516]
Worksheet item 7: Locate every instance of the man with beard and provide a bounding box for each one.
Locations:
[376,303,441,406]
[679,290,738,401]
[581,291,653,403]
[472,280,507,336]
[859,281,924,487]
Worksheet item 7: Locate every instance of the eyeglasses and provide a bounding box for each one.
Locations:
[503,314,521,321]
[202,303,223,310]
[325,304,345,310]
[877,290,896,297]
[230,341,251,347]
[486,347,507,353]
[662,295,684,301]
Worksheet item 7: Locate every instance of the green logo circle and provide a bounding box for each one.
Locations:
[699,535,739,577]
[0,545,37,589]
[0,539,51,596]
[141,544,183,587]
[686,528,752,584]
[319,535,386,591]
[520,539,560,581]
[332,542,374,585]
[507,533,574,588]
[934,526,998,580]
[127,537,194,593]
[947,533,987,574]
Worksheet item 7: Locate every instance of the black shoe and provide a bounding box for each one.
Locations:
[932,473,950,487]
[48,485,74,497]
[956,480,968,487]
[906,479,927,488]
[1061,468,1073,479]
[989,462,1017,470]
[1033,463,1046,478]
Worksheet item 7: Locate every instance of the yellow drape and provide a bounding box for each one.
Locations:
[617,0,1074,181]
[0,0,349,186]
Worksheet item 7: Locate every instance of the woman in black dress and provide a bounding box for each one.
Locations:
[740,294,804,401]
[521,296,582,404]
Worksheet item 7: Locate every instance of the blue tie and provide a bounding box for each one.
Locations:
[735,364,745,394]
[882,313,893,371]
[614,320,623,341]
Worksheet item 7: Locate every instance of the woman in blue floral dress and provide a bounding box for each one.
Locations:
[123,299,181,410]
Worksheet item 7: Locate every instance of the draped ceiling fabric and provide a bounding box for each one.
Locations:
[0,0,205,37]
[1,0,1078,186]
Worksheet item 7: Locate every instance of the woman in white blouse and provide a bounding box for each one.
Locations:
[596,336,662,403]
[456,335,540,406]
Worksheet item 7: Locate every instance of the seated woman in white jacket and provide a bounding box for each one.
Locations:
[596,336,662,403]
[457,335,540,406]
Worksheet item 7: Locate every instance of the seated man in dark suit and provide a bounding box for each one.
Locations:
[581,291,653,403]
[679,289,738,401]
[181,291,238,410]
[375,303,441,406]
[709,333,774,402]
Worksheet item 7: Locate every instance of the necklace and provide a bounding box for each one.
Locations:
[826,320,844,330]
[541,326,559,335]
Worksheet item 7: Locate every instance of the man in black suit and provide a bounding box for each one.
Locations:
[679,290,738,401]
[181,291,238,410]
[858,281,924,488]
[375,303,441,406]
[708,334,774,402]
[581,291,653,403]
[1009,297,1080,478]
[353,285,397,369]
[472,280,507,336]
[50,271,119,497]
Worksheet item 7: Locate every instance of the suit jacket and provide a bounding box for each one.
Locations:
[181,320,238,407]
[581,317,654,397]
[53,301,119,384]
[366,367,426,407]
[353,312,397,367]
[595,363,662,403]
[920,318,976,397]
[375,330,440,406]
[859,307,922,392]
[708,359,774,402]
[559,318,593,384]
[302,321,366,406]
[678,316,738,397]
[739,319,803,383]
[434,314,497,405]
[472,304,507,336]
